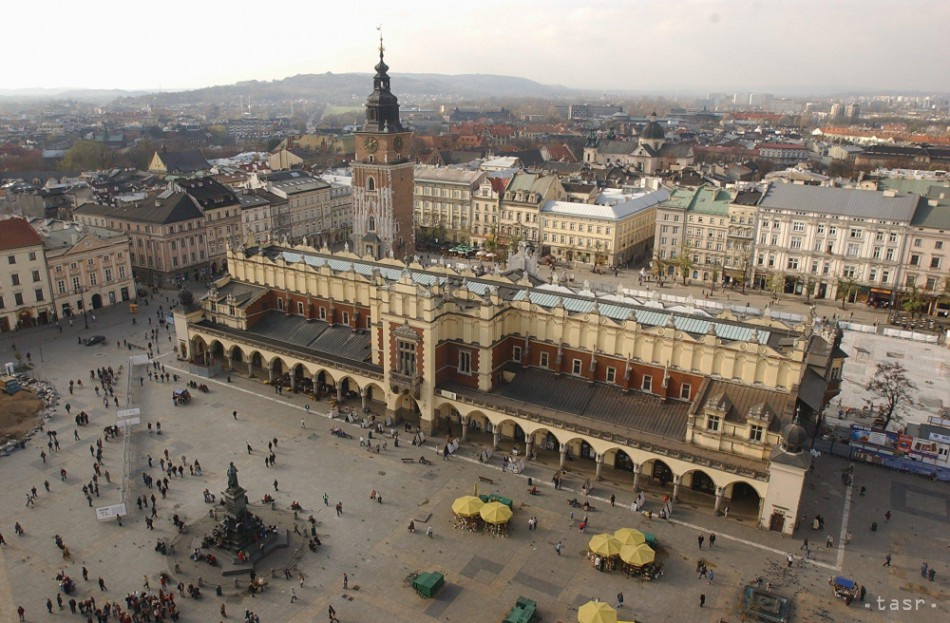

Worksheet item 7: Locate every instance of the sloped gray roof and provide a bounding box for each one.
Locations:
[759,183,918,222]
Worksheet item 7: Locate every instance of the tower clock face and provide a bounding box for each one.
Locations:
[364,137,379,153]
[393,136,404,152]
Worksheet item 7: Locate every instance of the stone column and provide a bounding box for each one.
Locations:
[632,464,641,492]
[714,486,724,514]
[336,385,343,402]
[267,366,274,383]
[595,453,604,480]
[313,373,320,397]
[361,392,368,412]
[247,360,253,377]
[492,431,500,450]
[672,475,681,502]
[461,416,469,441]
[525,435,533,460]
[559,445,568,468]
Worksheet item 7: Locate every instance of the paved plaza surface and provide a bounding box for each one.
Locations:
[0,292,947,622]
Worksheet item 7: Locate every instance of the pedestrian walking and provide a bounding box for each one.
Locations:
[98,577,106,591]
[290,588,297,603]
[46,598,53,614]
[426,525,434,538]
[928,568,936,582]
[708,570,715,584]
[921,562,928,578]
[300,419,306,428]
[826,534,834,548]
[610,494,615,507]
[324,493,329,506]
[709,533,716,547]
[233,410,237,420]
[555,541,562,556]
[801,538,809,550]
[343,573,348,590]
[883,554,892,567]
[885,510,891,521]
[700,593,706,608]
[616,592,624,608]
[328,604,338,622]
[698,535,704,548]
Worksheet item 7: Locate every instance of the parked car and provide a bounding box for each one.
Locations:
[83,335,106,346]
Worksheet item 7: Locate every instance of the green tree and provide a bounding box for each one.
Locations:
[865,362,916,430]
[801,275,818,303]
[837,277,859,309]
[766,272,785,300]
[675,245,694,286]
[60,140,114,171]
[901,284,925,319]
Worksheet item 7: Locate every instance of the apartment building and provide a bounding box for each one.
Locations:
[74,191,209,287]
[499,173,566,247]
[41,222,136,318]
[541,188,667,268]
[470,177,509,246]
[654,186,731,284]
[0,217,55,331]
[248,171,334,245]
[176,178,241,273]
[413,166,485,243]
[753,184,918,302]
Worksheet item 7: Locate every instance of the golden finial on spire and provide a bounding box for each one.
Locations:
[377,24,384,57]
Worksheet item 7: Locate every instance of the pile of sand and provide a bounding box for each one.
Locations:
[0,389,45,442]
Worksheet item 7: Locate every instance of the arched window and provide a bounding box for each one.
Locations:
[368,216,376,232]
[367,177,376,191]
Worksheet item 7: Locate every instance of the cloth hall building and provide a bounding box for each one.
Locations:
[175,239,844,536]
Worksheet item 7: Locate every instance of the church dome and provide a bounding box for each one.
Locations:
[641,115,665,141]
[780,419,807,454]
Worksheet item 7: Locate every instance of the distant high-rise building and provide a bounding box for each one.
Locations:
[845,102,860,122]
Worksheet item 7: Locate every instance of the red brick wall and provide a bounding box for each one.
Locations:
[434,341,479,388]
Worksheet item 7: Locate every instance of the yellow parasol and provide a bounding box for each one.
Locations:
[619,543,655,567]
[613,527,646,547]
[451,495,484,517]
[587,533,623,557]
[479,501,513,524]
[577,600,618,623]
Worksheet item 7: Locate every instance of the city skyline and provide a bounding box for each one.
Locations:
[3,0,949,96]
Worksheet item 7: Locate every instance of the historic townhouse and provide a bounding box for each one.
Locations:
[470,177,509,246]
[413,166,485,243]
[247,171,334,245]
[176,239,844,535]
[41,222,136,318]
[753,184,918,303]
[177,178,241,274]
[540,188,666,268]
[0,217,55,331]
[498,172,566,247]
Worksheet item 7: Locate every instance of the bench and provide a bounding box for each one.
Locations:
[478,476,494,485]
[401,457,415,463]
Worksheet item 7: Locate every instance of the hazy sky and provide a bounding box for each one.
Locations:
[7,0,948,94]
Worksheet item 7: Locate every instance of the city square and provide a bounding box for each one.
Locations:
[0,296,946,622]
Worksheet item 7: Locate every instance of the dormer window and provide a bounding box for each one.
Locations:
[749,424,764,442]
[707,415,721,431]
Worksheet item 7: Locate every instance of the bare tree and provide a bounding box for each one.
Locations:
[865,362,917,430]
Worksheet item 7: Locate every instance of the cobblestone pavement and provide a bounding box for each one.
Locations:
[0,294,946,622]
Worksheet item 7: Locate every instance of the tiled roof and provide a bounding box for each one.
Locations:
[0,217,44,250]
[247,311,373,364]
[444,366,690,441]
[74,192,204,225]
[759,183,918,222]
[694,379,792,431]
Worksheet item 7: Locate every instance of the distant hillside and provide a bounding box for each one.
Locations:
[0,88,152,103]
[119,72,574,107]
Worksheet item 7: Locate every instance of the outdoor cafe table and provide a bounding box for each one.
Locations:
[412,571,445,598]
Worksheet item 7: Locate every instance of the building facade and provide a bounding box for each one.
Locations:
[753,184,918,303]
[0,217,55,331]
[176,242,845,535]
[177,178,241,274]
[42,223,136,318]
[470,177,509,247]
[499,173,566,247]
[74,191,209,287]
[413,165,485,244]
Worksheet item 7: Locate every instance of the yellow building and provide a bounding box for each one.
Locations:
[176,240,845,535]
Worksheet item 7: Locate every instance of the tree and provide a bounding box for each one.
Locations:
[60,140,114,171]
[675,245,693,286]
[766,272,785,300]
[837,277,859,309]
[865,362,916,430]
[801,275,818,303]
[901,284,925,320]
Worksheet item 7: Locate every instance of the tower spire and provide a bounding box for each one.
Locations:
[377,24,384,60]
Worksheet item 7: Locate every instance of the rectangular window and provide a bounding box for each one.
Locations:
[513,346,522,363]
[642,374,652,393]
[843,265,856,279]
[749,424,763,442]
[707,415,721,431]
[571,359,582,375]
[11,273,20,286]
[873,247,882,259]
[57,280,66,294]
[828,226,837,236]
[397,340,417,376]
[888,232,897,243]
[7,255,15,264]
[14,292,24,306]
[35,288,44,302]
[89,273,97,286]
[297,301,304,314]
[458,351,471,374]
[846,243,860,257]
[539,352,549,368]
[790,237,802,249]
[31,270,40,282]
[319,307,327,320]
[817,224,825,234]
[792,222,805,232]
[342,312,349,325]
[680,383,691,400]
[606,367,616,383]
[914,238,922,247]
[28,251,36,261]
[849,228,862,238]
[118,266,126,279]
[930,257,942,269]
[936,241,944,250]
[869,268,877,282]
[786,258,799,270]
[104,268,113,282]
[885,248,895,261]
